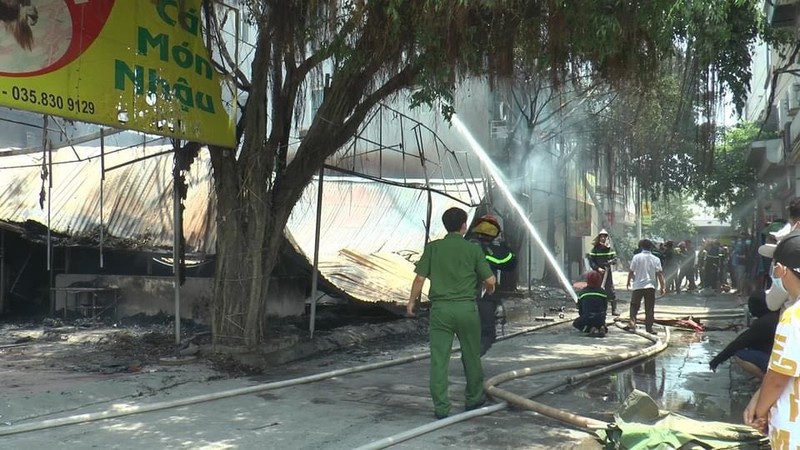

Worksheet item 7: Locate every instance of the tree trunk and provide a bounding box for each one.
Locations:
[205,4,418,347]
[209,151,298,346]
[207,24,272,346]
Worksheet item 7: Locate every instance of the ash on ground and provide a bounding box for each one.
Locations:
[0,285,572,377]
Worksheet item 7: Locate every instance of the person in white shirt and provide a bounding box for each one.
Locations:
[760,199,800,311]
[626,239,666,334]
[744,230,800,447]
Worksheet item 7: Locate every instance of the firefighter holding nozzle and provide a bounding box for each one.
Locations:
[588,229,619,316]
[466,215,517,356]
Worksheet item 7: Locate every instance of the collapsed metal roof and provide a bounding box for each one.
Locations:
[0,146,483,305]
[0,145,216,253]
[287,176,483,304]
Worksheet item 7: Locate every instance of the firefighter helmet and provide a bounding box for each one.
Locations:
[471,214,501,238]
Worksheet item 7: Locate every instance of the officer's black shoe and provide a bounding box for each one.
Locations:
[465,397,487,411]
[434,411,449,420]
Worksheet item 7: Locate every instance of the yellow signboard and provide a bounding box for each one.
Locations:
[642,200,652,225]
[0,0,235,148]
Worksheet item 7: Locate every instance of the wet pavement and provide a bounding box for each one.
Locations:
[551,284,754,426]
[561,330,756,424]
[0,285,760,449]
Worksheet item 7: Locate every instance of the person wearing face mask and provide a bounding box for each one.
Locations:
[758,221,787,304]
[760,253,790,312]
[744,230,800,445]
[759,222,798,311]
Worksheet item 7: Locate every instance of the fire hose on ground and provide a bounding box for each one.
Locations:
[0,310,742,446]
[0,318,569,437]
[355,305,746,449]
[484,324,670,430]
[353,323,670,450]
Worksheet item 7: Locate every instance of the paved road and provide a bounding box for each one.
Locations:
[0,289,755,449]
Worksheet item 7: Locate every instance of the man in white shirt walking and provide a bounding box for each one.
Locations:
[626,239,666,334]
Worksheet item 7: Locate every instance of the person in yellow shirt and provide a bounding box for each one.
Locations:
[744,230,800,446]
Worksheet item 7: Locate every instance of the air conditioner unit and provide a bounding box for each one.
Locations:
[789,83,800,114]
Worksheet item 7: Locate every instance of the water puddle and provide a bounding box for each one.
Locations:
[565,329,757,423]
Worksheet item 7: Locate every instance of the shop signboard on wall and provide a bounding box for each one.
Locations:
[0,0,235,148]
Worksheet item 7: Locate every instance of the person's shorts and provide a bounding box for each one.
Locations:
[734,348,770,373]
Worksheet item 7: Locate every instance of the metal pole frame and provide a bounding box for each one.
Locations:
[100,129,105,268]
[309,167,324,339]
[173,143,182,346]
[0,230,5,315]
[42,115,51,273]
[309,73,332,339]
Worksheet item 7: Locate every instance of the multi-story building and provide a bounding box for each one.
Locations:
[746,0,800,224]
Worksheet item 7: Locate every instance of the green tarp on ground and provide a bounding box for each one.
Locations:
[596,390,769,449]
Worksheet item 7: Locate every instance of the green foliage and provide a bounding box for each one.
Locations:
[613,232,641,266]
[646,196,697,242]
[589,68,699,197]
[303,0,776,116]
[691,122,766,224]
[612,196,696,263]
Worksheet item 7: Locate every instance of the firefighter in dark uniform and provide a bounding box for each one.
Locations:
[573,270,608,337]
[466,214,517,356]
[588,229,619,316]
[704,239,722,292]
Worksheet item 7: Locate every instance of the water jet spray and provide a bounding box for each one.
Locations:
[452,115,578,303]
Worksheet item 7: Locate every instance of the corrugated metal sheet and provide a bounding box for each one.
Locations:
[287,177,480,258]
[0,145,216,253]
[320,249,422,306]
[286,177,482,304]
[0,149,483,306]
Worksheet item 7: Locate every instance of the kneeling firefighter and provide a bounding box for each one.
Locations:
[466,214,517,356]
[573,270,608,337]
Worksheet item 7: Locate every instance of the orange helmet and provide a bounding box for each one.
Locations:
[471,214,501,238]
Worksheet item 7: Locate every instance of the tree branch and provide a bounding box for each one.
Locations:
[205,1,251,91]
[280,64,417,205]
[339,65,418,143]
